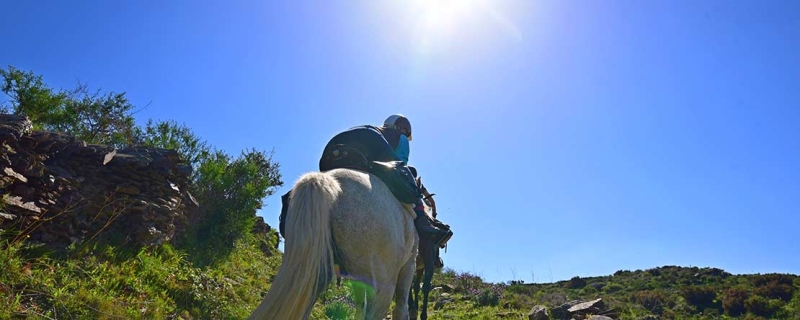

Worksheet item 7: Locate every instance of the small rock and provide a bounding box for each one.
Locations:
[528,305,550,320]
[0,212,17,221]
[103,149,117,165]
[3,167,27,182]
[4,195,42,214]
[568,298,604,314]
[587,316,614,320]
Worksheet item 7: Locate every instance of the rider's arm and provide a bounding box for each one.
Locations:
[394,134,410,164]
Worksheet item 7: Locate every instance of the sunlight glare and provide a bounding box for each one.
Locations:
[404,0,521,57]
[411,0,478,55]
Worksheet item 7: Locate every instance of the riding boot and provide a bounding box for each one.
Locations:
[412,200,451,247]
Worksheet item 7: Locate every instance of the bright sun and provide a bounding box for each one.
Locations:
[410,0,480,53]
[404,0,520,56]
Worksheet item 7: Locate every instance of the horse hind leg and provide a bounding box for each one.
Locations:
[408,267,423,320]
[393,257,416,320]
[347,276,394,320]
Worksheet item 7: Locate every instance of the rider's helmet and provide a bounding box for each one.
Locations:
[383,114,412,141]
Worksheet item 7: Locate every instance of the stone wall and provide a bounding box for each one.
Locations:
[0,114,202,250]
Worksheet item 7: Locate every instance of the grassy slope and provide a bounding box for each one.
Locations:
[0,235,282,320]
[2,238,799,320]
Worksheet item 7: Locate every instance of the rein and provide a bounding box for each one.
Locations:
[417,179,437,219]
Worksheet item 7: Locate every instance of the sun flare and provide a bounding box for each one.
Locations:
[404,0,521,56]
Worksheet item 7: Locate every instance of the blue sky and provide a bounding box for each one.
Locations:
[2,0,799,284]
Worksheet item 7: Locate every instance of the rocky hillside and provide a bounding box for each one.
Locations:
[0,114,272,251]
[415,265,800,320]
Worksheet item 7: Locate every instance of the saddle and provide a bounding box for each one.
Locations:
[279,144,422,238]
[320,144,422,204]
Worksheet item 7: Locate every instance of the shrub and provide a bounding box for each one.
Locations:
[536,291,567,307]
[754,281,794,301]
[632,290,670,314]
[614,269,632,277]
[680,285,718,310]
[567,276,587,289]
[506,283,533,296]
[604,282,624,294]
[752,273,795,287]
[182,148,283,267]
[452,271,484,294]
[501,292,533,310]
[473,284,504,307]
[722,287,750,316]
[744,295,784,318]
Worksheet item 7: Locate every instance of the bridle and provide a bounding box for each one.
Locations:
[417,178,437,219]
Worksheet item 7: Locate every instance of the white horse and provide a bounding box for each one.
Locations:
[248,167,420,320]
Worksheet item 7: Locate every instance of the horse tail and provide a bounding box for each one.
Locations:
[249,171,341,320]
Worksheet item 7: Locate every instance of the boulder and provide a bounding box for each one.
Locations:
[551,300,580,319]
[568,298,605,315]
[528,305,550,320]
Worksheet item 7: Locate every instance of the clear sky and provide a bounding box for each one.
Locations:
[2,0,799,284]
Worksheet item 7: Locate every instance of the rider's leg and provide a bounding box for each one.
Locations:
[412,197,451,246]
[394,164,452,247]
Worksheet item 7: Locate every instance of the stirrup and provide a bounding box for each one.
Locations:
[436,229,453,248]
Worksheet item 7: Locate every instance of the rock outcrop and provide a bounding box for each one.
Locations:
[0,114,200,249]
[544,298,619,320]
[528,305,549,320]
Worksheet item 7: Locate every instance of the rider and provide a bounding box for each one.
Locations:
[318,114,451,247]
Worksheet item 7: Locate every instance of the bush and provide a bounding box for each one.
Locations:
[473,284,504,307]
[744,295,784,318]
[614,269,632,277]
[754,281,794,301]
[501,292,533,310]
[506,283,533,296]
[604,282,624,294]
[722,287,750,316]
[567,276,587,289]
[680,285,718,310]
[537,291,567,307]
[632,290,670,314]
[1,66,139,148]
[452,271,484,294]
[752,273,795,287]
[182,148,283,267]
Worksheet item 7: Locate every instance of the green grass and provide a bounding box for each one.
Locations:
[0,234,282,319]
[2,235,799,320]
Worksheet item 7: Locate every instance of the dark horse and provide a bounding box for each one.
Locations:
[408,174,447,320]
